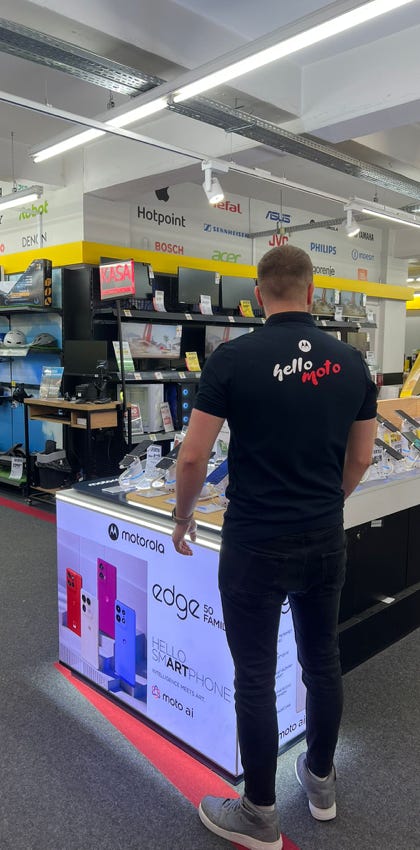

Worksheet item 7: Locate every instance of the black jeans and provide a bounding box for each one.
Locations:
[219,524,346,806]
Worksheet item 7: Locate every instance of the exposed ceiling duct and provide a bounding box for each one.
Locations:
[169,97,420,202]
[0,18,161,95]
[2,17,420,202]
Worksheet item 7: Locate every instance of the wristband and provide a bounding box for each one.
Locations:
[171,508,194,525]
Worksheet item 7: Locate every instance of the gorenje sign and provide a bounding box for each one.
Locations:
[99,260,135,300]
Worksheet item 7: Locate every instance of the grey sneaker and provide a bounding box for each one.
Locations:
[295,752,336,820]
[198,795,282,850]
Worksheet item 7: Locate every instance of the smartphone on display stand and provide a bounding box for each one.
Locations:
[374,437,404,461]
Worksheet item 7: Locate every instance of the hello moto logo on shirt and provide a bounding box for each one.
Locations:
[273,339,342,387]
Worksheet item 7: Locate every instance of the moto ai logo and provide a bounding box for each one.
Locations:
[298,340,311,353]
[108,523,119,541]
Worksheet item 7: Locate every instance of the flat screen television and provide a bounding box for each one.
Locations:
[64,339,108,375]
[122,322,182,359]
[311,287,337,317]
[339,290,367,319]
[177,267,220,307]
[220,275,258,311]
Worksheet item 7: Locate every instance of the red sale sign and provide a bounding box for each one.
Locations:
[99,260,136,300]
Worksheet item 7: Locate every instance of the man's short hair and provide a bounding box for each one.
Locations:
[257,245,313,301]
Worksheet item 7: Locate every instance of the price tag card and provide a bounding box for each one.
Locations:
[154,371,163,381]
[367,309,375,323]
[185,351,201,372]
[228,315,235,323]
[366,351,376,365]
[145,445,162,477]
[9,457,24,480]
[184,313,193,321]
[239,299,254,317]
[133,371,143,380]
[178,371,186,379]
[160,401,174,432]
[123,309,132,317]
[153,290,166,312]
[334,306,343,321]
[199,294,213,315]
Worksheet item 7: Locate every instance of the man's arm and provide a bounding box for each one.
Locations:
[172,408,225,556]
[342,418,377,499]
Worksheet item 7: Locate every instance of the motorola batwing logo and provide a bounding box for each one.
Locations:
[108,522,119,541]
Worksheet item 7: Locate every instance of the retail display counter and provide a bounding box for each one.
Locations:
[56,458,420,778]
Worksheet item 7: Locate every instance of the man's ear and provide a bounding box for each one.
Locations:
[255,285,263,307]
[307,282,314,306]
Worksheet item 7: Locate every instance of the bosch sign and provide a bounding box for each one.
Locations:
[155,241,184,254]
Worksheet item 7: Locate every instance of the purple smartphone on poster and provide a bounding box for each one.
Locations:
[114,600,137,686]
[97,558,117,638]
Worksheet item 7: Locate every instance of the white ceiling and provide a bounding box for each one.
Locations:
[1,0,420,263]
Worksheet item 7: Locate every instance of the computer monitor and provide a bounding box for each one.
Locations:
[339,290,367,319]
[311,287,337,317]
[177,267,219,307]
[122,322,182,359]
[100,257,152,299]
[205,325,252,357]
[220,275,258,311]
[64,339,108,375]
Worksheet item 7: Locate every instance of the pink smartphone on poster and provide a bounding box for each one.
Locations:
[66,568,82,636]
[97,558,117,638]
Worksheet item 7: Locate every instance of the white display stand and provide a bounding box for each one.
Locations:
[56,486,306,779]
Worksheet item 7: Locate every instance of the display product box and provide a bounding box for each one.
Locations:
[0,259,52,307]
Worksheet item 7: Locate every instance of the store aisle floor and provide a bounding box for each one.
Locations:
[0,491,418,850]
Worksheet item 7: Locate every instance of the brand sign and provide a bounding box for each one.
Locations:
[138,206,186,228]
[265,210,291,224]
[211,249,241,262]
[358,231,374,241]
[215,200,242,213]
[203,223,249,238]
[22,232,47,248]
[18,200,49,220]
[310,242,336,255]
[99,259,136,300]
[155,241,184,254]
[313,264,336,276]
[352,248,375,262]
[268,233,289,247]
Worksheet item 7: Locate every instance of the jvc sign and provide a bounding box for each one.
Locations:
[99,260,136,301]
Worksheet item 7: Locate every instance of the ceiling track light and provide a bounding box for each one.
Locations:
[0,185,43,211]
[201,160,227,205]
[344,209,360,237]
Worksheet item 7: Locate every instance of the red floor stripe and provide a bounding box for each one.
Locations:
[0,494,56,523]
[56,662,300,850]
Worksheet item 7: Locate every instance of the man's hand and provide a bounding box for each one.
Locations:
[172,517,197,556]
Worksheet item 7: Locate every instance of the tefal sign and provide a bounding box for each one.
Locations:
[99,260,136,300]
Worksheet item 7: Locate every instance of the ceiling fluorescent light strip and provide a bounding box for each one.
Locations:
[0,185,43,210]
[32,0,415,162]
[173,0,416,102]
[33,99,168,162]
[360,208,420,229]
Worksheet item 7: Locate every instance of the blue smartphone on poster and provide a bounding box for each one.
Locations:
[205,458,228,486]
[114,600,136,686]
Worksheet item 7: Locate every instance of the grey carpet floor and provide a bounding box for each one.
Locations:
[0,492,418,850]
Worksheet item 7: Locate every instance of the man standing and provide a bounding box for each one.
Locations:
[172,245,377,850]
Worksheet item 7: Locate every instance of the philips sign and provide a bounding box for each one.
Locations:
[310,243,337,255]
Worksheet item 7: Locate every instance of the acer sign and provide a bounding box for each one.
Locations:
[99,260,136,301]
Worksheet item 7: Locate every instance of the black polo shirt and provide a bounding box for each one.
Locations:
[194,311,377,541]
